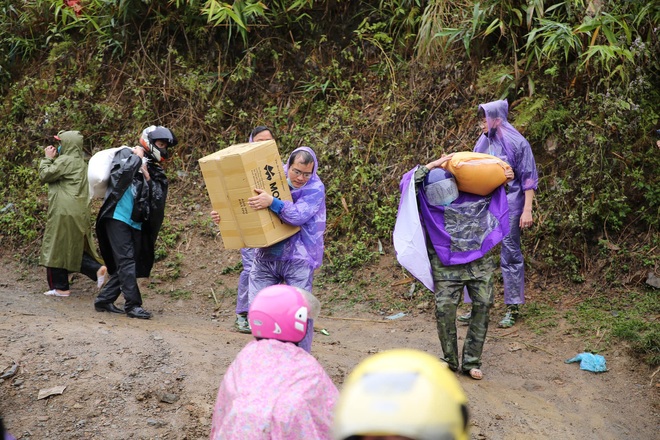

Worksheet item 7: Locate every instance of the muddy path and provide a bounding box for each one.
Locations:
[0,254,658,439]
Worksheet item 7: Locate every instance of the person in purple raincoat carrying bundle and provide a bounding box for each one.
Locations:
[395,154,512,379]
[459,100,539,328]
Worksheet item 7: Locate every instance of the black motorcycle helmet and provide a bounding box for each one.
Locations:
[140,126,177,162]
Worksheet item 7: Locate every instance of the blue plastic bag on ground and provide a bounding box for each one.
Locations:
[565,352,607,373]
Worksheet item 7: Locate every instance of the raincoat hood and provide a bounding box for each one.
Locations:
[284,146,320,189]
[56,130,84,158]
[474,99,538,214]
[478,100,512,156]
[255,146,326,270]
[481,100,508,128]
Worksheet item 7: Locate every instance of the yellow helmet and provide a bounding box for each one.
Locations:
[333,349,469,440]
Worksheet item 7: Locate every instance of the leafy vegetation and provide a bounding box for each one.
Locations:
[563,289,659,366]
[0,1,657,365]
[522,302,559,336]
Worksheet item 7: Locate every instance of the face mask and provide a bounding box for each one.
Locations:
[287,178,308,189]
[57,145,62,155]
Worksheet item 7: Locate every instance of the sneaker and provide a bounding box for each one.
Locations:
[498,305,520,328]
[235,314,251,334]
[457,311,472,323]
[43,289,70,297]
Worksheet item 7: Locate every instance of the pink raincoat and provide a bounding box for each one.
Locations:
[210,339,338,439]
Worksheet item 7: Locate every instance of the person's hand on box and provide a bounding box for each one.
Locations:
[210,210,220,225]
[248,189,274,210]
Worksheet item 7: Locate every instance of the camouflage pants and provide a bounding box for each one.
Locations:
[430,252,495,372]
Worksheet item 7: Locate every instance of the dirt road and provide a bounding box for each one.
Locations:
[0,255,658,439]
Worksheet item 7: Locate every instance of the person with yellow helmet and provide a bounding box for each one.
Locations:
[332,349,469,440]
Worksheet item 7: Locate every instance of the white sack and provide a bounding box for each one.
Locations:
[88,146,131,199]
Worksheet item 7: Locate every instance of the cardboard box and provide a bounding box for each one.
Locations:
[199,140,299,249]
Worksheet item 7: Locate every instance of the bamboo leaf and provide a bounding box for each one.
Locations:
[601,25,616,45]
[484,18,501,36]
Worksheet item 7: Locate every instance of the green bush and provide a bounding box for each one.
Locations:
[613,318,660,366]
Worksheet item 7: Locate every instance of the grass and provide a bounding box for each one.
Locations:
[560,289,659,365]
[522,302,559,335]
[168,289,192,300]
[161,253,184,280]
[316,274,433,317]
[221,261,243,275]
[208,284,236,306]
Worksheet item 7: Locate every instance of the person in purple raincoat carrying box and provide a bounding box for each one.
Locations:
[214,146,326,354]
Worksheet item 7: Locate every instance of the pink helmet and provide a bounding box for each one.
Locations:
[248,285,309,343]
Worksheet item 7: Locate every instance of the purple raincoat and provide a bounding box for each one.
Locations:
[396,166,509,269]
[474,100,538,305]
[254,147,326,270]
[209,339,338,439]
[474,100,538,215]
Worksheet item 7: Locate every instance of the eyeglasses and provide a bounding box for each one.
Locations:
[289,167,312,179]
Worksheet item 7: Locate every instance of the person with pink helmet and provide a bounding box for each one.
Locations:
[209,285,338,440]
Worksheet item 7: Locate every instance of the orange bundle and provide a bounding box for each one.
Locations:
[440,152,511,196]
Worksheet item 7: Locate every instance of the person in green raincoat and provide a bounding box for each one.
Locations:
[39,130,106,297]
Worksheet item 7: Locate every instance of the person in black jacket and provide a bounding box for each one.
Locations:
[93,126,176,319]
